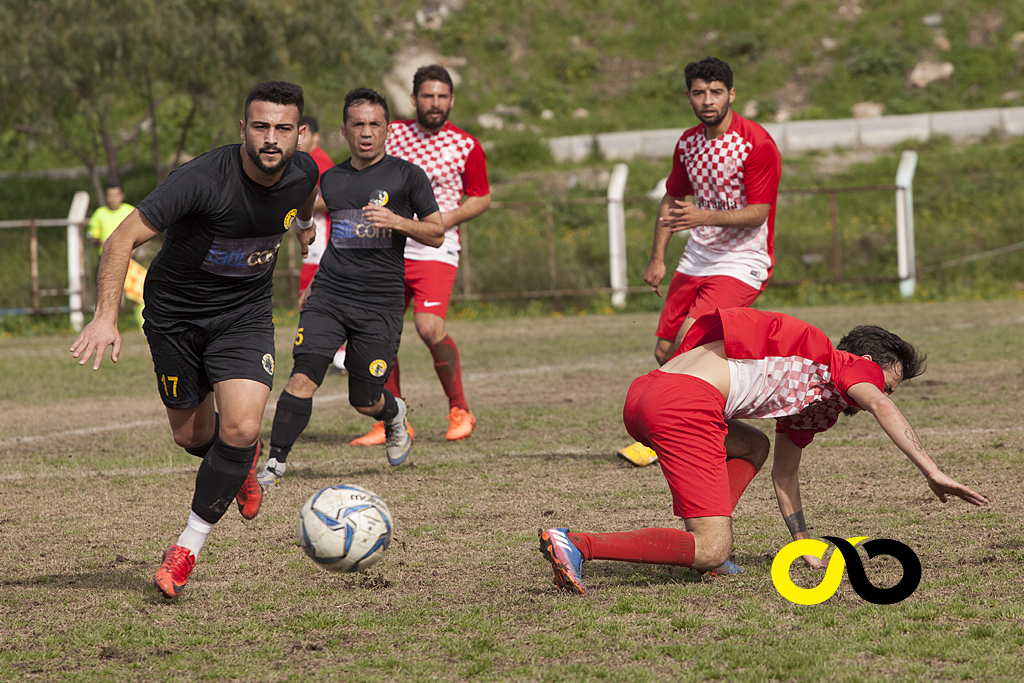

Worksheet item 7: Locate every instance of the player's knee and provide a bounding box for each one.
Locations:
[171,431,204,450]
[217,418,261,448]
[689,526,733,571]
[749,431,770,470]
[290,354,331,391]
[348,377,383,409]
[415,318,446,345]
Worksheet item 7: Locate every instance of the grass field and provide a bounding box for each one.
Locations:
[2,300,1023,682]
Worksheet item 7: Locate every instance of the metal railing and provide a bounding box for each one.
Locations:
[0,217,89,316]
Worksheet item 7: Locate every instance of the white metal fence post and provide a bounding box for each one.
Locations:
[895,150,918,299]
[66,191,91,331]
[607,163,629,307]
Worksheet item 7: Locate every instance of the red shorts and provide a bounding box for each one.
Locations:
[299,263,319,292]
[655,273,761,341]
[623,370,731,518]
[404,260,458,317]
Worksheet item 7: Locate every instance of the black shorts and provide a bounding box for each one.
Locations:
[143,308,276,410]
[293,293,402,386]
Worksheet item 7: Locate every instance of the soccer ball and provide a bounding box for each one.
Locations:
[297,484,394,573]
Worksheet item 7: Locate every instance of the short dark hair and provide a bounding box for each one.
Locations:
[343,88,390,124]
[412,64,454,96]
[837,325,927,382]
[245,81,304,120]
[299,115,319,134]
[684,56,734,91]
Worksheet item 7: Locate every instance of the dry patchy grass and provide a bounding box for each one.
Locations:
[1,301,1023,681]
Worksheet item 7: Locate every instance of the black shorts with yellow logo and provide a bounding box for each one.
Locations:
[292,294,402,386]
[143,307,276,410]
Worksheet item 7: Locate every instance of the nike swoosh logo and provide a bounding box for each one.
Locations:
[423,301,442,307]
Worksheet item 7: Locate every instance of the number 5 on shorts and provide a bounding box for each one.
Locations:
[294,327,304,347]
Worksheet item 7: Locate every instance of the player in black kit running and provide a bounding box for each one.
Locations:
[71,81,321,598]
[258,87,443,483]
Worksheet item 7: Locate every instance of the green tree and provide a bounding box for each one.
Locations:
[0,0,389,202]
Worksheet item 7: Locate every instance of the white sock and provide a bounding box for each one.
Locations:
[333,348,346,369]
[176,511,214,558]
[264,457,286,475]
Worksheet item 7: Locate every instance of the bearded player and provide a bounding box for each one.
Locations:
[540,309,988,594]
[349,64,491,448]
[71,81,320,598]
[618,56,782,468]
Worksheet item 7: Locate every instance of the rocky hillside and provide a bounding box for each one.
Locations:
[365,0,1024,139]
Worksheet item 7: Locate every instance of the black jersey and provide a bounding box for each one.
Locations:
[314,155,438,310]
[137,145,319,319]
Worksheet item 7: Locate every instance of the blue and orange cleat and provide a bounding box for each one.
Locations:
[709,559,744,576]
[539,528,587,595]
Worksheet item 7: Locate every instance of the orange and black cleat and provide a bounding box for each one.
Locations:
[236,439,264,520]
[153,544,196,598]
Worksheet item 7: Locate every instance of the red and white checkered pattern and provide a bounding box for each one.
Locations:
[387,121,483,266]
[731,354,850,435]
[387,121,476,214]
[677,132,767,254]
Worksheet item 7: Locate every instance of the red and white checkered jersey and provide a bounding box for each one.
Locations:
[386,120,490,267]
[666,113,781,289]
[679,308,884,448]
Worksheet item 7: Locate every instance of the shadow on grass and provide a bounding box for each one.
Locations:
[8,566,151,592]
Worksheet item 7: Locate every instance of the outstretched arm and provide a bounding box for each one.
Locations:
[772,432,827,569]
[70,210,159,369]
[847,382,989,506]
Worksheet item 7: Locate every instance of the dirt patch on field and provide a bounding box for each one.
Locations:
[2,301,1023,681]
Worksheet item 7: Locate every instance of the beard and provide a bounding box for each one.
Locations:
[698,105,729,127]
[416,104,450,131]
[245,138,295,175]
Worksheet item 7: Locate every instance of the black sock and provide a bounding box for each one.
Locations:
[373,389,399,423]
[184,413,220,459]
[269,391,313,463]
[191,438,258,524]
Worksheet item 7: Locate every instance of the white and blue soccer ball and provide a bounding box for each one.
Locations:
[297,484,394,573]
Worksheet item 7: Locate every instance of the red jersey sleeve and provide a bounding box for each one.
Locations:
[461,142,490,197]
[740,133,781,206]
[831,352,886,404]
[664,136,694,198]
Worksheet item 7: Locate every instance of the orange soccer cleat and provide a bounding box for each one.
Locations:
[445,407,476,441]
[153,544,196,598]
[351,420,415,447]
[235,440,263,520]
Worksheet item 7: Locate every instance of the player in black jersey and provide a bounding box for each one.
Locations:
[258,88,442,483]
[71,81,321,598]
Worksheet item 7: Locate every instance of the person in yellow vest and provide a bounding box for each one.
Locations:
[89,186,145,329]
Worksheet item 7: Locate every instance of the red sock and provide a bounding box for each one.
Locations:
[384,358,401,399]
[428,335,468,411]
[568,528,695,567]
[727,458,758,511]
